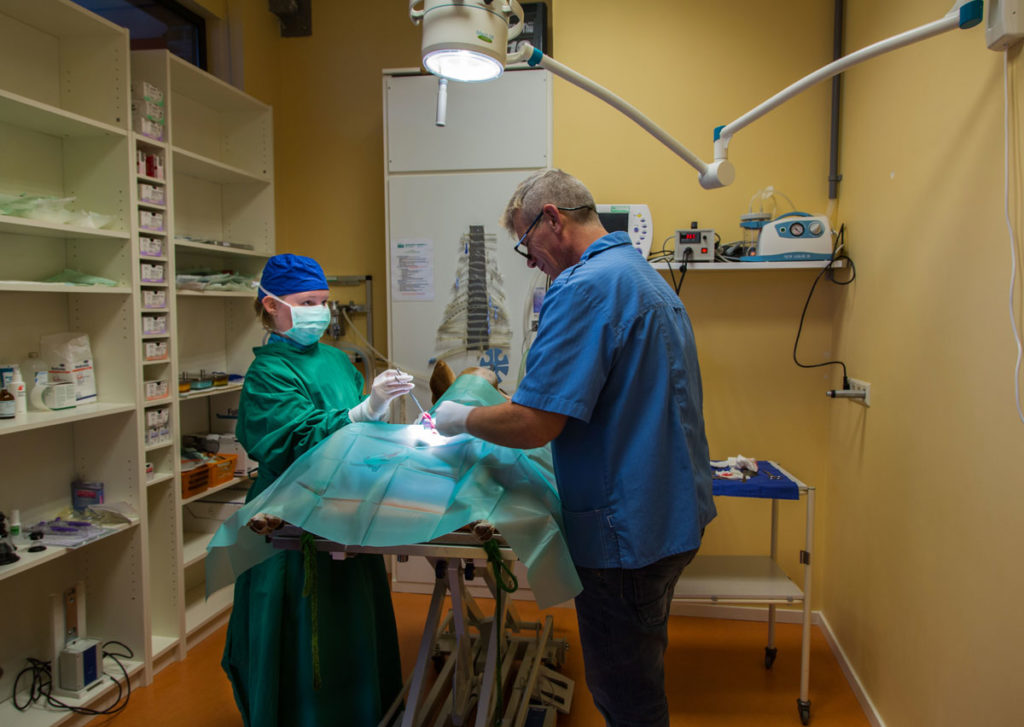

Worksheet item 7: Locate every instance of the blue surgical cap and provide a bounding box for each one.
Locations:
[258,254,328,300]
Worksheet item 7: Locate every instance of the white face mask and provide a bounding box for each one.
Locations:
[260,286,330,346]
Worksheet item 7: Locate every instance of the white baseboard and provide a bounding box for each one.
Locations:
[817,612,885,727]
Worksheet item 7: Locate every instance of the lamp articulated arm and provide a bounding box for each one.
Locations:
[511,43,732,190]
[508,0,983,191]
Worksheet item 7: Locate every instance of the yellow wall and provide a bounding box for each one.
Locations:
[549,0,839,583]
[224,1,1024,723]
[826,1,1024,724]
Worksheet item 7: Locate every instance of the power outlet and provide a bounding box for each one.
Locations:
[847,377,871,407]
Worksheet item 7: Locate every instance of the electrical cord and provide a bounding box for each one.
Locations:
[13,640,134,715]
[792,224,856,385]
[1002,51,1024,425]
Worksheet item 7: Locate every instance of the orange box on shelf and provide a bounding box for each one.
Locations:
[181,463,210,498]
[208,454,238,487]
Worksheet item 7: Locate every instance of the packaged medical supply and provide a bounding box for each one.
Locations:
[41,333,96,404]
[145,153,164,180]
[144,379,169,401]
[139,236,164,258]
[139,210,164,232]
[142,289,167,309]
[133,114,164,141]
[142,314,168,336]
[71,480,104,511]
[138,183,165,206]
[131,80,164,106]
[144,340,168,361]
[140,262,165,283]
[131,99,165,123]
[0,364,18,391]
[30,381,77,411]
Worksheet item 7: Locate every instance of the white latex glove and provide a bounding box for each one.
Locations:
[350,369,414,422]
[432,400,473,436]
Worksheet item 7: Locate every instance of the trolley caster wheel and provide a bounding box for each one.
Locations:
[764,646,777,670]
[797,698,811,725]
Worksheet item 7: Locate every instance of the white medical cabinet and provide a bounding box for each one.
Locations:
[673,461,816,725]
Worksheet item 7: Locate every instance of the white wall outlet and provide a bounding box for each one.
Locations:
[848,377,871,407]
[987,0,1024,51]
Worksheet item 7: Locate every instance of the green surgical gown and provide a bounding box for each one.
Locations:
[222,339,403,727]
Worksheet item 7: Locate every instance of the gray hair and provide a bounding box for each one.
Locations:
[500,169,598,236]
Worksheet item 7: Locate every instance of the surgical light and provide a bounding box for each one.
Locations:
[412,0,525,83]
[409,0,985,189]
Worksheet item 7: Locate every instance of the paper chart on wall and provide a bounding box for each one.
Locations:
[391,237,434,301]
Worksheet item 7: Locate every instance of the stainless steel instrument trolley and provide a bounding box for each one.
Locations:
[673,461,816,725]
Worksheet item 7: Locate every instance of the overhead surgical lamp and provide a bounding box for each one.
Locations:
[411,0,525,82]
[410,0,985,189]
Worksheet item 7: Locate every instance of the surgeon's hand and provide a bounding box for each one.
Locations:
[432,400,474,436]
[351,369,414,422]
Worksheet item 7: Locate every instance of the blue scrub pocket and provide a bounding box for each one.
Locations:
[561,506,620,568]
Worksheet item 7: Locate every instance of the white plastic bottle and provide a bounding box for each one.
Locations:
[21,352,48,410]
[9,370,26,420]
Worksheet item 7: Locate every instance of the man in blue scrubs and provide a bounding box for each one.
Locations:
[432,169,717,726]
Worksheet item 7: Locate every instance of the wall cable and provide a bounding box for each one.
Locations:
[1003,51,1024,425]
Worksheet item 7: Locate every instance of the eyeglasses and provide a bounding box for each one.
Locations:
[513,205,594,259]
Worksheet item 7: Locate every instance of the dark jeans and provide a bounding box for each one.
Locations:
[574,549,698,727]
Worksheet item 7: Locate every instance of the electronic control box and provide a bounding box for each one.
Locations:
[674,228,715,263]
[59,637,103,692]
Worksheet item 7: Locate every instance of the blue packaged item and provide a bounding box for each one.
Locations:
[71,480,104,510]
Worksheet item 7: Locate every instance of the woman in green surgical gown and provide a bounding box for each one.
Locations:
[221,253,413,727]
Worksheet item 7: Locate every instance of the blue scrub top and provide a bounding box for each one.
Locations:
[512,232,716,569]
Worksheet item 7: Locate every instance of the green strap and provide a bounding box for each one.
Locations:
[301,532,322,690]
[483,540,518,726]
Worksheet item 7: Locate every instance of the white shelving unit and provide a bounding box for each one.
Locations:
[0,6,274,721]
[130,48,274,662]
[0,3,146,722]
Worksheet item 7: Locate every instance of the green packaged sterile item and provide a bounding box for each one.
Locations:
[43,269,118,287]
[205,375,582,609]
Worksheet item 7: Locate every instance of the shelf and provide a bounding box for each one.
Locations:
[174,238,271,258]
[673,555,804,603]
[0,523,138,584]
[0,215,129,240]
[182,530,213,568]
[133,132,166,150]
[144,441,173,452]
[176,288,255,298]
[651,259,845,271]
[179,383,244,401]
[146,473,175,487]
[137,201,167,212]
[0,402,136,436]
[137,173,167,185]
[142,358,171,365]
[0,659,145,726]
[0,283,131,294]
[0,88,127,139]
[185,582,233,635]
[173,147,270,185]
[183,476,248,506]
[151,635,179,661]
